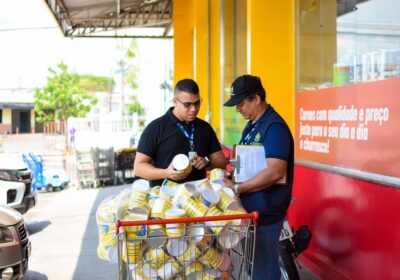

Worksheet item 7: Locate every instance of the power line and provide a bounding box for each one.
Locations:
[0,26,58,32]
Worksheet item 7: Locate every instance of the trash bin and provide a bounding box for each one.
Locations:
[114,148,136,184]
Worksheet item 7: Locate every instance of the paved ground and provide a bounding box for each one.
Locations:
[24,185,128,280]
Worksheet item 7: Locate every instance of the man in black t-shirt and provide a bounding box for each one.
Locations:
[134,79,227,187]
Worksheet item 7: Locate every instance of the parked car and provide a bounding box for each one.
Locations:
[0,156,36,214]
[43,170,70,192]
[0,205,31,280]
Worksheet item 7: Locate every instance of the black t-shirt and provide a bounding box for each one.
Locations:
[137,107,222,187]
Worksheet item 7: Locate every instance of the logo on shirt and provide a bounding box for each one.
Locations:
[254,133,261,143]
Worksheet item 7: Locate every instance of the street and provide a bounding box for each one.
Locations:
[24,185,128,280]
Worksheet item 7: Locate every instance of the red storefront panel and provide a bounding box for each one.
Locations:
[290,165,400,280]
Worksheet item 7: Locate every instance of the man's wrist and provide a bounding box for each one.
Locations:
[234,183,240,194]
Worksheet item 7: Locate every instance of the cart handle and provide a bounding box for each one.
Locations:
[116,211,259,235]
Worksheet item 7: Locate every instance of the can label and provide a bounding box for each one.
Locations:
[201,247,223,269]
[177,244,201,264]
[183,197,208,217]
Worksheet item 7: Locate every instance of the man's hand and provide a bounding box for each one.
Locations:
[166,162,190,181]
[190,155,209,170]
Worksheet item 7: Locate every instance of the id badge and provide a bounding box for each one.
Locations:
[188,151,197,161]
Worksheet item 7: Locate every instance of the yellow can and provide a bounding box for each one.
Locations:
[182,197,208,217]
[144,247,171,268]
[176,244,202,265]
[217,189,240,211]
[209,168,226,181]
[123,207,148,238]
[123,240,143,264]
[201,247,223,269]
[184,261,204,279]
[205,207,228,234]
[164,208,186,237]
[150,198,172,219]
[156,257,182,280]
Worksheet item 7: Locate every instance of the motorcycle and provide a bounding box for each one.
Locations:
[279,213,312,280]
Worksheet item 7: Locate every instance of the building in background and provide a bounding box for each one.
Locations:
[0,88,35,134]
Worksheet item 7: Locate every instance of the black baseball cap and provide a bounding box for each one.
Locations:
[224,75,265,106]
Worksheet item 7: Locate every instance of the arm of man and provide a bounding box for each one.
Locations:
[190,150,227,170]
[134,152,188,181]
[208,150,228,170]
[236,158,287,193]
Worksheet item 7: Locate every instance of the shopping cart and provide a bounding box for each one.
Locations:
[116,211,259,280]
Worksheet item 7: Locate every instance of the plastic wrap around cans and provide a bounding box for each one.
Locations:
[172,183,199,208]
[144,247,171,267]
[96,202,116,223]
[184,261,204,279]
[201,247,230,271]
[161,179,179,187]
[159,185,177,201]
[131,261,157,280]
[210,180,224,192]
[123,207,148,238]
[217,227,241,249]
[185,224,205,243]
[172,154,192,173]
[200,188,220,208]
[166,238,188,257]
[182,197,208,217]
[217,188,240,211]
[98,222,116,246]
[209,168,226,181]
[150,198,172,219]
[203,268,223,279]
[176,244,202,264]
[123,240,143,264]
[147,223,167,248]
[196,227,214,252]
[97,245,118,263]
[156,257,182,279]
[223,207,248,226]
[197,179,212,191]
[204,207,228,234]
[164,208,186,237]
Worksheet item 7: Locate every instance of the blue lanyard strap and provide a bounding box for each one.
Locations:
[177,122,195,151]
[240,121,258,145]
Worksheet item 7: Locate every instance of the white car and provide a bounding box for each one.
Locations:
[0,156,36,214]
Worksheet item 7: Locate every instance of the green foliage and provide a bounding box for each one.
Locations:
[125,95,145,116]
[77,74,115,92]
[34,62,98,123]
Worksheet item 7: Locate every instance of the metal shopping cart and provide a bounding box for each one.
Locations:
[116,212,259,280]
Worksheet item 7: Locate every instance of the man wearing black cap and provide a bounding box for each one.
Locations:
[134,78,227,187]
[224,75,294,280]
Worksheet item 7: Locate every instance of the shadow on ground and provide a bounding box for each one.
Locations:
[72,185,129,280]
[27,220,52,236]
[25,270,49,280]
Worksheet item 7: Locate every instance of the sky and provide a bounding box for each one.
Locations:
[0,0,173,120]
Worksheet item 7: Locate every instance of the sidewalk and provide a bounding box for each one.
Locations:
[24,185,128,280]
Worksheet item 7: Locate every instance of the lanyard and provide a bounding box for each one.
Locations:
[177,122,195,151]
[240,121,259,145]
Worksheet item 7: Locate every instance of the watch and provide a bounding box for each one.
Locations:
[204,156,211,167]
[234,183,240,195]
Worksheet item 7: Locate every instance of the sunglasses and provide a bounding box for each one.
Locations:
[175,97,202,109]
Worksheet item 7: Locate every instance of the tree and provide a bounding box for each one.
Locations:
[125,95,145,115]
[116,39,145,116]
[34,62,98,123]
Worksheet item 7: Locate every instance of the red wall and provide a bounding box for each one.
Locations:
[290,165,400,280]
